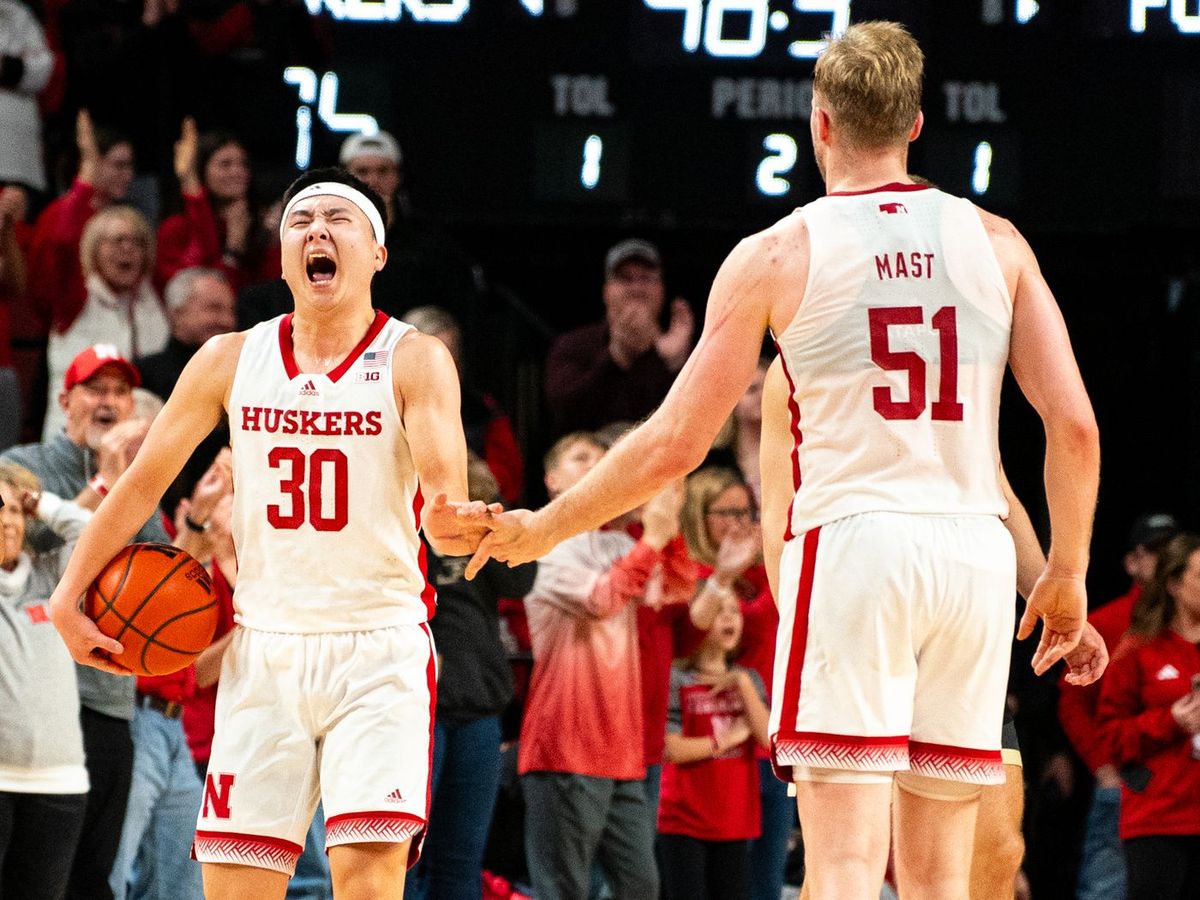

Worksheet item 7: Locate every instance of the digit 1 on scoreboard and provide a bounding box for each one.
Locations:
[581,134,603,190]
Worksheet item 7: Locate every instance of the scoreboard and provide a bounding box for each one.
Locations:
[245,0,1200,232]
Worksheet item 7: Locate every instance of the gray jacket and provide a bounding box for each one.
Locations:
[1,434,167,719]
[0,493,90,793]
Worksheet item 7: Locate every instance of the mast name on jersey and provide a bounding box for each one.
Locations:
[875,251,936,281]
[240,406,384,437]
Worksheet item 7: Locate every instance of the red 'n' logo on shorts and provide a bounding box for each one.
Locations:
[203,773,235,819]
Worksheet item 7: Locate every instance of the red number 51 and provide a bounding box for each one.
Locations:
[868,305,964,422]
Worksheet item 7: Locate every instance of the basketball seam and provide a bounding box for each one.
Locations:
[139,599,219,671]
[111,544,180,642]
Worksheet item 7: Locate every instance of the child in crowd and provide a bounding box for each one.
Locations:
[657,594,769,900]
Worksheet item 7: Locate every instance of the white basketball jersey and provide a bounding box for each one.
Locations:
[227,311,433,632]
[776,184,1011,537]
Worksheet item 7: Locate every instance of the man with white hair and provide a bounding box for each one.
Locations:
[49,168,486,899]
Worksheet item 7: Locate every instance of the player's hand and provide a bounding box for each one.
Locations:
[423,493,497,557]
[48,592,130,675]
[463,507,552,581]
[1018,571,1087,675]
[655,297,694,372]
[173,116,201,193]
[1061,621,1108,686]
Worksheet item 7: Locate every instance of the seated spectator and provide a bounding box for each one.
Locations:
[42,205,167,438]
[0,0,55,194]
[1098,533,1200,900]
[544,239,694,437]
[1060,511,1179,900]
[409,454,537,900]
[404,304,524,504]
[156,119,280,293]
[0,184,27,450]
[1,343,169,900]
[136,266,235,511]
[519,431,688,900]
[0,464,90,900]
[340,131,481,322]
[25,111,133,373]
[658,594,770,900]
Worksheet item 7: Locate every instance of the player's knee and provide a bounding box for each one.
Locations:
[894,771,982,803]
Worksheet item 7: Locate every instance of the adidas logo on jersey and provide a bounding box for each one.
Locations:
[1156,664,1180,681]
[299,380,319,397]
[384,788,405,804]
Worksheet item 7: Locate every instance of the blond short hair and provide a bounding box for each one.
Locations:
[80,206,155,281]
[542,431,603,474]
[813,21,924,150]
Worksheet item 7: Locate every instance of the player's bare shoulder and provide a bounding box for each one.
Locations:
[182,330,250,411]
[726,209,810,333]
[972,203,1038,295]
[390,327,460,417]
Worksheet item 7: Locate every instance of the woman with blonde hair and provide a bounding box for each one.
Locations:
[41,205,167,438]
[0,461,92,898]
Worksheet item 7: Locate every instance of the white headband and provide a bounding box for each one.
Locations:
[280,182,386,245]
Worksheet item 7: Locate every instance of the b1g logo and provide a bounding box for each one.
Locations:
[355,370,381,383]
[203,773,236,819]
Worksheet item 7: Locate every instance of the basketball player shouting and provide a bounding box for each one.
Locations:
[49,168,485,899]
[464,21,1100,900]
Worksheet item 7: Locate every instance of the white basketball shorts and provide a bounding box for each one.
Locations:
[193,623,437,875]
[769,511,1015,786]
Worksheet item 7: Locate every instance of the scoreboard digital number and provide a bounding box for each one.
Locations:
[267,0,1200,228]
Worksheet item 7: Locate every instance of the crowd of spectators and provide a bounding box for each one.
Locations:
[0,4,1198,900]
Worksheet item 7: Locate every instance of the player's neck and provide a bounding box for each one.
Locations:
[822,149,911,196]
[289,303,377,370]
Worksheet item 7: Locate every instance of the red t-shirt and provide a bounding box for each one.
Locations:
[1097,628,1200,840]
[658,665,765,842]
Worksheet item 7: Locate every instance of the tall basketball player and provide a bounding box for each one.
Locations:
[49,168,485,899]
[463,21,1100,900]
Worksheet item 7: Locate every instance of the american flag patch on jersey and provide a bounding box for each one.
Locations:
[363,350,389,368]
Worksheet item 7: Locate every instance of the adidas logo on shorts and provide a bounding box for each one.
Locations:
[299,380,319,397]
[384,788,405,804]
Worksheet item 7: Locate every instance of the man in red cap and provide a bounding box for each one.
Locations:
[1,341,170,900]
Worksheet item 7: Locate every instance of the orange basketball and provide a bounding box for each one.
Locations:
[85,543,218,676]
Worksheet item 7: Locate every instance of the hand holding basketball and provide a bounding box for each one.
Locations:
[84,543,218,676]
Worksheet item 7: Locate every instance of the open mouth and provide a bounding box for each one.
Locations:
[306,252,337,284]
[93,409,118,427]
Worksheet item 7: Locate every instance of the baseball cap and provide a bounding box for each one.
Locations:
[64,344,141,391]
[339,131,402,167]
[1127,512,1179,552]
[604,238,662,277]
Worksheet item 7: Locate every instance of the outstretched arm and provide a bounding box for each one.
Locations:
[395,332,479,556]
[993,216,1100,672]
[48,334,238,672]
[466,222,806,577]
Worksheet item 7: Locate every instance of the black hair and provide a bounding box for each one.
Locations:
[92,124,133,158]
[282,167,387,229]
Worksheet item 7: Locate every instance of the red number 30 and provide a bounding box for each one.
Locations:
[868,305,964,422]
[267,447,349,531]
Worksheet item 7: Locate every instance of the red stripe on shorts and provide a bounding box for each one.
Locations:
[325,810,426,846]
[773,343,804,542]
[411,490,438,619]
[908,740,1005,785]
[413,621,438,869]
[776,526,821,739]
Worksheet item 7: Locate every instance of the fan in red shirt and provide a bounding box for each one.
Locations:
[658,591,770,900]
[156,119,281,295]
[1098,533,1200,900]
[1059,511,1178,898]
